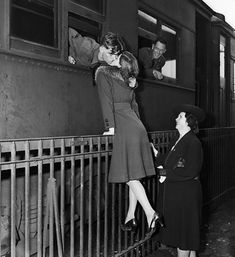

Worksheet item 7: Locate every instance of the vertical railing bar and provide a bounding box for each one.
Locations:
[25,141,30,257]
[135,202,140,253]
[220,131,222,193]
[141,183,145,239]
[71,138,75,257]
[216,129,218,197]
[215,129,217,196]
[49,139,54,257]
[128,183,135,257]
[0,144,2,257]
[10,142,16,257]
[37,140,43,257]
[103,136,109,257]
[118,183,122,253]
[88,137,93,257]
[124,185,128,250]
[111,183,115,255]
[147,179,152,253]
[96,136,101,257]
[60,139,65,250]
[52,178,63,257]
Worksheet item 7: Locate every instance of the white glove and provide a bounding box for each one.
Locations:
[129,77,136,88]
[103,127,114,135]
[68,56,76,64]
[150,143,158,157]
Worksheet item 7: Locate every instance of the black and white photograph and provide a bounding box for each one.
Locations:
[0,0,235,256]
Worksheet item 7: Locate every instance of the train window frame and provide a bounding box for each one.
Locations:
[10,0,60,58]
[68,1,105,42]
[67,0,106,66]
[69,0,104,14]
[137,9,179,83]
[232,60,235,101]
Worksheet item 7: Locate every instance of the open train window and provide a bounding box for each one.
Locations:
[67,0,105,63]
[138,10,158,48]
[68,0,105,48]
[161,24,177,79]
[138,10,177,80]
[70,0,103,14]
[68,13,100,41]
[10,0,58,50]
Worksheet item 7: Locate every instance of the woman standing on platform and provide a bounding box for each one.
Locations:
[156,104,205,257]
[95,51,163,233]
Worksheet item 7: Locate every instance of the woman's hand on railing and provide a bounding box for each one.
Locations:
[103,127,115,135]
[150,143,158,157]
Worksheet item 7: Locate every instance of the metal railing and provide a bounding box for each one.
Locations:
[198,127,235,205]
[0,127,234,257]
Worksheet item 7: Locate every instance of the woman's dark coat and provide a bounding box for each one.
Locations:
[158,130,203,251]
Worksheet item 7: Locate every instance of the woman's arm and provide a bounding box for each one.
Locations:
[131,91,140,118]
[159,138,203,181]
[96,68,115,131]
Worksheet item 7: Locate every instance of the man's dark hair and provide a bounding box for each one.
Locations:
[120,51,139,83]
[185,113,199,134]
[100,32,125,55]
[153,36,167,47]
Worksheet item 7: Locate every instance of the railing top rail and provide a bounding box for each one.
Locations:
[0,126,234,143]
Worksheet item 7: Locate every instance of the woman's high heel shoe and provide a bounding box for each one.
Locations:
[121,218,138,232]
[147,212,164,234]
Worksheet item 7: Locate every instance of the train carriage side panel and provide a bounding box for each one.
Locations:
[0,53,104,138]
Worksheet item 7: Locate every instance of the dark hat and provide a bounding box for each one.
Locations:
[173,104,205,122]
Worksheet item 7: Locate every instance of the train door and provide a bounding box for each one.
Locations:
[195,12,210,126]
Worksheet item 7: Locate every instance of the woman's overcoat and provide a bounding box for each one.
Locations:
[158,131,203,250]
[96,66,156,183]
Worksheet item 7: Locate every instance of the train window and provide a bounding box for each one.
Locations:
[138,10,177,80]
[68,13,100,41]
[161,24,177,79]
[220,36,226,81]
[68,0,105,42]
[138,10,158,47]
[10,0,58,47]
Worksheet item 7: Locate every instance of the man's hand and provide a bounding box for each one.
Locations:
[150,143,158,157]
[68,56,76,64]
[129,77,136,88]
[153,70,164,80]
[103,127,115,135]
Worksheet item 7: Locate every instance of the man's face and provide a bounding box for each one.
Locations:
[175,112,187,130]
[98,46,119,65]
[152,41,166,59]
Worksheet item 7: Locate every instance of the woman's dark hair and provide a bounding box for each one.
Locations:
[119,51,139,83]
[185,112,199,134]
[100,32,125,55]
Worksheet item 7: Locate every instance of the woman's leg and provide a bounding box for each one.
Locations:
[127,180,155,227]
[124,187,137,223]
[177,248,190,257]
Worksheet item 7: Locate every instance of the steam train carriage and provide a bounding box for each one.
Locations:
[0,0,235,256]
